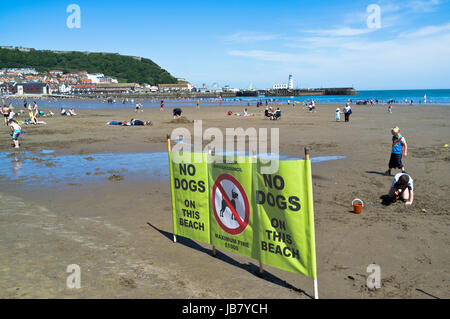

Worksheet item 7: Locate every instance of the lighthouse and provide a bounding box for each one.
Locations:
[288,74,294,89]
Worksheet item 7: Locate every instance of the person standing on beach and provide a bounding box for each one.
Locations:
[385,126,407,176]
[33,101,39,119]
[196,99,200,108]
[135,101,143,112]
[1,104,11,126]
[8,118,21,149]
[388,103,392,113]
[335,107,341,121]
[28,104,36,124]
[160,100,164,111]
[344,103,352,122]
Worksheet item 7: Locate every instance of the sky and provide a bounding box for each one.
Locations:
[0,0,449,90]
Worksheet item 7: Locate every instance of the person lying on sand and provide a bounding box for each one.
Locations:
[388,172,414,206]
[107,119,152,126]
[237,108,254,117]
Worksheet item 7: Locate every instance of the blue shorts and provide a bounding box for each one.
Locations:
[12,130,20,140]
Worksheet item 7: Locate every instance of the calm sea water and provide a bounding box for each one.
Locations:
[3,89,450,109]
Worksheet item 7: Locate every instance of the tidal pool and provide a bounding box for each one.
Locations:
[0,151,346,188]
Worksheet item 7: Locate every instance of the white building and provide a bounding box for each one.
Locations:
[273,83,288,89]
[7,68,38,75]
[58,83,72,93]
[86,73,104,84]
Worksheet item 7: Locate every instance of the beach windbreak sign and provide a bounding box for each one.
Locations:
[168,151,317,280]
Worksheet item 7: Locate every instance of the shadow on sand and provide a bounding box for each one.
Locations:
[380,194,394,206]
[146,221,313,299]
[366,170,388,176]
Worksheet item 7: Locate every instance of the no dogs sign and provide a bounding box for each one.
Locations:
[212,174,250,235]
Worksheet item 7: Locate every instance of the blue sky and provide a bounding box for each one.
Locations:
[1,0,449,89]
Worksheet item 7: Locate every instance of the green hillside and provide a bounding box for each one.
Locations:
[0,48,178,85]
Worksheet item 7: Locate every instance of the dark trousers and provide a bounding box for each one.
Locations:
[344,113,350,122]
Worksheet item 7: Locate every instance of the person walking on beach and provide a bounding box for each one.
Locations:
[135,101,143,112]
[335,107,341,121]
[33,101,39,119]
[344,103,352,122]
[388,103,392,113]
[160,100,164,111]
[1,104,11,126]
[8,118,21,149]
[196,99,200,108]
[388,172,414,206]
[385,126,407,176]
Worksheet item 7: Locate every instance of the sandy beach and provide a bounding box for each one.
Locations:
[0,102,449,299]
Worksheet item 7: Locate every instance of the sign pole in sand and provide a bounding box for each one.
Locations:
[208,149,217,257]
[305,146,319,299]
[167,135,177,243]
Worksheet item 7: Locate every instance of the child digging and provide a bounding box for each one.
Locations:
[385,126,407,176]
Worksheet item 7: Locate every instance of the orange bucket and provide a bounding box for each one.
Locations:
[352,198,364,214]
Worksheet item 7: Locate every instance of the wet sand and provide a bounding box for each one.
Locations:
[0,103,449,298]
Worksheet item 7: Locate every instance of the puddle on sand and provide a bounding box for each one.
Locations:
[0,152,169,188]
[0,151,346,188]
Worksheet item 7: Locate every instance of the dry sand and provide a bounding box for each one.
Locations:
[0,103,449,298]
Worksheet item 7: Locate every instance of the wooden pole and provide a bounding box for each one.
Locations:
[305,146,319,299]
[167,135,177,243]
[207,149,217,257]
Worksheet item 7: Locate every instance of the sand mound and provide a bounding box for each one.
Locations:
[168,116,192,124]
[108,174,124,182]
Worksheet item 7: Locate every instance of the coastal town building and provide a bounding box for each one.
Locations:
[12,82,51,95]
[158,83,193,92]
[273,83,288,89]
[273,74,294,90]
[94,83,138,94]
[49,70,64,77]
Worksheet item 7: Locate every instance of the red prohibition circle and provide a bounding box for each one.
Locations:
[212,173,250,235]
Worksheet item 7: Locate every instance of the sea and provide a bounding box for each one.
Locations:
[2,89,450,109]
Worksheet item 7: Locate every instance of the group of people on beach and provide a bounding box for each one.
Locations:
[1,103,23,149]
[0,99,81,149]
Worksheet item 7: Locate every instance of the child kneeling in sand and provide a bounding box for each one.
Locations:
[9,118,21,149]
[388,173,414,206]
